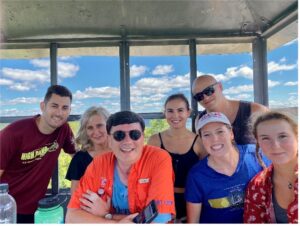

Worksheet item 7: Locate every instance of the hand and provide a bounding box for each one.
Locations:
[118,213,139,224]
[79,189,111,217]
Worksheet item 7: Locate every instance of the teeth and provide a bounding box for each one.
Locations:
[211,144,223,150]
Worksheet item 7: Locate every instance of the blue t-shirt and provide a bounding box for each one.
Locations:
[185,144,269,223]
[112,163,172,223]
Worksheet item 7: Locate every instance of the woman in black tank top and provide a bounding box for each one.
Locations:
[148,93,207,222]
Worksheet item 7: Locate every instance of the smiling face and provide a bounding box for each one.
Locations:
[164,98,190,129]
[200,122,234,157]
[40,93,71,132]
[109,122,144,166]
[192,76,221,110]
[257,119,298,166]
[86,114,108,147]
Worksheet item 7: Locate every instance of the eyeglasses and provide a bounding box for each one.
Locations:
[193,82,218,102]
[112,130,142,142]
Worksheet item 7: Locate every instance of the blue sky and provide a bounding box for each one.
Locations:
[0,39,298,116]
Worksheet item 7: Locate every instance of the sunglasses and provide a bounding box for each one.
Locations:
[112,130,142,142]
[193,82,218,102]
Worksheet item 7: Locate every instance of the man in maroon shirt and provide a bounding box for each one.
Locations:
[0,85,76,223]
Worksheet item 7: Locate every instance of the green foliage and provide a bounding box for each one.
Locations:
[144,119,169,143]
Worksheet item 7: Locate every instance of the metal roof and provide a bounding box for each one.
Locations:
[0,0,297,58]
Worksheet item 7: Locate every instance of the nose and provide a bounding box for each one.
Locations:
[271,139,281,148]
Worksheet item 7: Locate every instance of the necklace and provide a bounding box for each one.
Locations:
[288,182,293,190]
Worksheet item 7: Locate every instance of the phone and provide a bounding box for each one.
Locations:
[133,200,158,224]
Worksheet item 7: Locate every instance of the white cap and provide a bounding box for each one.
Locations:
[196,112,231,132]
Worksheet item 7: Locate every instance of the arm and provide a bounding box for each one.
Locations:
[0,169,4,179]
[186,202,202,223]
[146,152,175,219]
[194,114,200,133]
[70,180,79,195]
[251,102,268,115]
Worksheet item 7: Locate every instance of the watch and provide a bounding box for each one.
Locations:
[104,213,113,220]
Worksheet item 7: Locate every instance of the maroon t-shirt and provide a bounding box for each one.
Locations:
[0,115,76,214]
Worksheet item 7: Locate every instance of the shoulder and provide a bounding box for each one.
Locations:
[0,116,36,136]
[248,165,273,190]
[142,145,171,162]
[189,157,208,175]
[147,133,161,147]
[250,102,268,114]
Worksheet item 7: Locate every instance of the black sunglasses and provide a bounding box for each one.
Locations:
[193,82,218,102]
[112,130,142,142]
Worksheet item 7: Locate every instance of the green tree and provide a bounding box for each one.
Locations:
[144,119,169,143]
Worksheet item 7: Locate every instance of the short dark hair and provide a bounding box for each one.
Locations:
[106,111,145,134]
[164,93,190,110]
[44,85,72,103]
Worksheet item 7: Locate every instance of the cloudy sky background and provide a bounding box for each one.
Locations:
[0,40,298,116]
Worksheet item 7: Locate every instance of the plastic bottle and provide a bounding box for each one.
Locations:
[0,183,17,224]
[34,195,65,224]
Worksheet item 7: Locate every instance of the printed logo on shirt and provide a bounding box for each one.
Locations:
[208,185,245,209]
[20,140,59,164]
[138,178,150,184]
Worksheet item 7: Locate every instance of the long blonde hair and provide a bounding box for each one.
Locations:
[76,106,110,151]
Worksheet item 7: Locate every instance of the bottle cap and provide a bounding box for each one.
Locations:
[38,195,66,208]
[0,183,8,193]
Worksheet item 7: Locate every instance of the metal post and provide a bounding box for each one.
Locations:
[189,39,198,132]
[119,40,131,110]
[252,37,269,107]
[50,43,59,195]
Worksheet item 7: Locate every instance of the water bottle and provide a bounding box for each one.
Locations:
[34,195,66,224]
[0,183,17,224]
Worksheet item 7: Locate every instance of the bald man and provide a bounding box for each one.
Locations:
[192,75,268,145]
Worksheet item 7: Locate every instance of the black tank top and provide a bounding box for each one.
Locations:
[159,133,199,188]
[198,101,255,145]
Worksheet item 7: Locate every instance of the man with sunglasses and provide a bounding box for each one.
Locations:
[66,111,175,223]
[192,75,268,145]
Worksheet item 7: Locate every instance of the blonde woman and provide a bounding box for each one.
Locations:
[244,111,298,223]
[66,106,110,194]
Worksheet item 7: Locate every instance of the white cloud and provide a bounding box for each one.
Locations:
[268,61,297,73]
[152,65,174,75]
[279,57,287,63]
[73,86,119,100]
[223,85,253,95]
[9,83,35,91]
[268,80,280,87]
[57,62,79,78]
[233,93,252,99]
[2,67,49,82]
[130,65,148,77]
[0,78,13,85]
[1,97,41,106]
[284,81,298,86]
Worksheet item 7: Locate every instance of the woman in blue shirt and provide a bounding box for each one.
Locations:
[185,112,270,223]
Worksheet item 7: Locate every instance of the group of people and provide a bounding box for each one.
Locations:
[0,74,298,224]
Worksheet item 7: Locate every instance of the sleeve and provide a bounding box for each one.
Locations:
[185,169,204,203]
[146,152,175,216]
[67,159,100,209]
[65,152,83,180]
[243,179,267,223]
[62,123,76,154]
[0,125,18,170]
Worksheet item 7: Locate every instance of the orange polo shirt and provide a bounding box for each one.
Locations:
[68,145,175,216]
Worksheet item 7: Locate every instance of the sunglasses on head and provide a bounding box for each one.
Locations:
[112,130,142,142]
[193,82,218,102]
